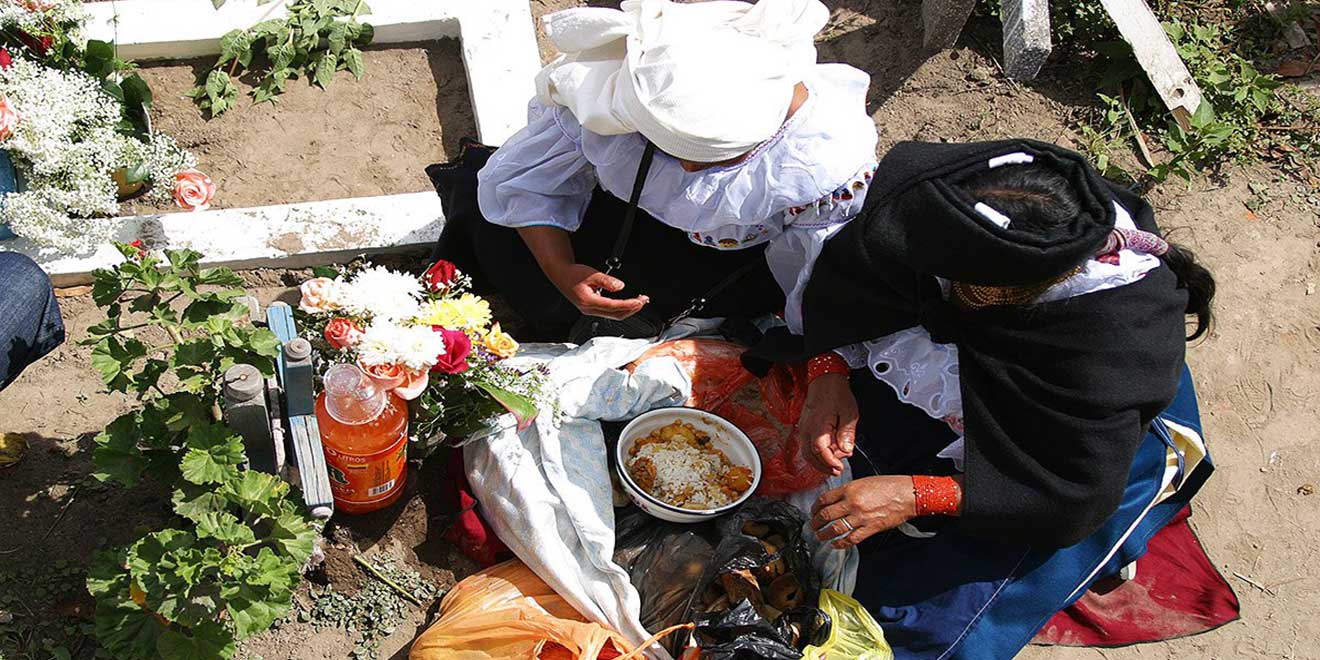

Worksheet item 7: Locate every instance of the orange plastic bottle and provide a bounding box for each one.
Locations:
[315,363,409,514]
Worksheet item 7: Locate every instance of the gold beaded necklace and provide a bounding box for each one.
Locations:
[949,266,1084,309]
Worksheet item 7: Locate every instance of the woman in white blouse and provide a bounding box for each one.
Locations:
[430,0,878,339]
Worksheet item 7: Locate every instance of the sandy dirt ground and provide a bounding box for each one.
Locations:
[121,42,475,212]
[3,1,1319,659]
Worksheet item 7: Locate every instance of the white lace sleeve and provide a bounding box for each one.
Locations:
[860,327,962,422]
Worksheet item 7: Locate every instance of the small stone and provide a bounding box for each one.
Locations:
[1299,483,1315,496]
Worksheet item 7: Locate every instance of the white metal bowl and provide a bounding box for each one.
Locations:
[615,407,762,523]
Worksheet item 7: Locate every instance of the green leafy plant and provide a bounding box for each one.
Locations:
[189,0,374,116]
[82,243,319,660]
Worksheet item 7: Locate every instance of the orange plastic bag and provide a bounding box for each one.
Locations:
[629,339,825,496]
[410,561,687,660]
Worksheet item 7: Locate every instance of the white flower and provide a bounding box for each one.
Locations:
[338,266,424,321]
[0,57,197,253]
[356,319,445,372]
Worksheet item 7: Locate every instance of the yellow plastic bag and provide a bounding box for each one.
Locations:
[801,589,894,660]
[409,560,686,660]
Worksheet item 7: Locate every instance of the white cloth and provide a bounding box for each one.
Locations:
[537,0,829,162]
[836,201,1162,466]
[479,64,878,324]
[466,336,855,658]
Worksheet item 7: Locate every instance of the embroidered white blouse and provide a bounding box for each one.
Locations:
[476,63,880,328]
[834,201,1162,469]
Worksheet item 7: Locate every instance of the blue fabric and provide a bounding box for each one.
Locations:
[849,366,1210,660]
[0,252,64,390]
[0,150,18,241]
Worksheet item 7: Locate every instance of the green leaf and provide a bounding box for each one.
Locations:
[93,413,147,487]
[179,424,246,485]
[173,486,230,521]
[91,268,127,306]
[327,22,348,54]
[92,336,150,391]
[194,510,257,546]
[313,50,337,89]
[156,622,236,660]
[222,548,298,638]
[87,553,166,660]
[221,470,290,519]
[343,47,365,80]
[269,510,317,564]
[474,381,539,431]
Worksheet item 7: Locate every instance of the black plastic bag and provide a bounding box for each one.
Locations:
[693,600,802,660]
[613,498,827,657]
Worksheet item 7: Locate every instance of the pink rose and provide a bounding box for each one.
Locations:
[173,169,216,212]
[298,277,341,314]
[359,361,406,390]
[0,95,19,142]
[359,362,429,401]
[423,259,459,292]
[323,318,364,350]
[431,327,471,374]
[394,368,430,400]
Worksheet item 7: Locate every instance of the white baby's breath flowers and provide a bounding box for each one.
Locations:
[339,266,425,321]
[0,0,87,35]
[356,319,445,372]
[0,57,196,253]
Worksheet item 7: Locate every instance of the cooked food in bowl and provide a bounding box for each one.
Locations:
[625,420,755,510]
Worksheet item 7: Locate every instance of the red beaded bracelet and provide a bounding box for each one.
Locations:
[912,475,962,517]
[806,353,850,382]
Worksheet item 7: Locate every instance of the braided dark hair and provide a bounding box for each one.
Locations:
[958,164,1215,340]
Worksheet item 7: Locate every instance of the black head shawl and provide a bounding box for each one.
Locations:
[745,139,1189,548]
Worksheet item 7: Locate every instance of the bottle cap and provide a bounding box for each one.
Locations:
[323,363,387,425]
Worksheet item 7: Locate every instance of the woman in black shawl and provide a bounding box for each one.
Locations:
[744,139,1217,659]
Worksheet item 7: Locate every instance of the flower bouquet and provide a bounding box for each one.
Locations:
[296,259,547,445]
[0,0,213,251]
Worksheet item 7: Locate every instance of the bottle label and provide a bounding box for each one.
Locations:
[323,429,408,508]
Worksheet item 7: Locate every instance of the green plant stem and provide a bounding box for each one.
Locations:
[352,555,422,606]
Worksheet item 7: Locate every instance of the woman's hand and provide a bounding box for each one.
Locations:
[547,263,650,320]
[811,476,916,549]
[798,374,858,477]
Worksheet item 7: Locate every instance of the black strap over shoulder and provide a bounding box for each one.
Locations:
[604,141,658,276]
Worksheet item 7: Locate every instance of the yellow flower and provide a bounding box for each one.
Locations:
[415,294,492,331]
[484,323,519,359]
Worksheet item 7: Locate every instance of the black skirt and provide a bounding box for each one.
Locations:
[427,141,785,340]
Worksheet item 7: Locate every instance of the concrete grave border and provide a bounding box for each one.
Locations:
[11,0,540,285]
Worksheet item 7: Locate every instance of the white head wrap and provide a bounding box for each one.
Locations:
[535,0,830,163]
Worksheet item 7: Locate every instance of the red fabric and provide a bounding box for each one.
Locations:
[441,448,512,567]
[1033,506,1240,647]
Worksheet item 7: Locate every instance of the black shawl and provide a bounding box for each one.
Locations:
[745,140,1188,548]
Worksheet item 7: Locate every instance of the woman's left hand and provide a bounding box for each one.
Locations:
[811,476,917,549]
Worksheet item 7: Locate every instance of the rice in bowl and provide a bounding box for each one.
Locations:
[626,420,754,510]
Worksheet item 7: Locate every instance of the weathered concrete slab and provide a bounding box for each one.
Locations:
[922,0,977,51]
[1002,0,1052,80]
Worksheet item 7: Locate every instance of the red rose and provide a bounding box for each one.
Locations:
[431,327,471,374]
[0,50,11,69]
[323,318,364,350]
[423,259,459,292]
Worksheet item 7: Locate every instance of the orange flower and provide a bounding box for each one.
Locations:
[483,323,518,359]
[173,169,216,212]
